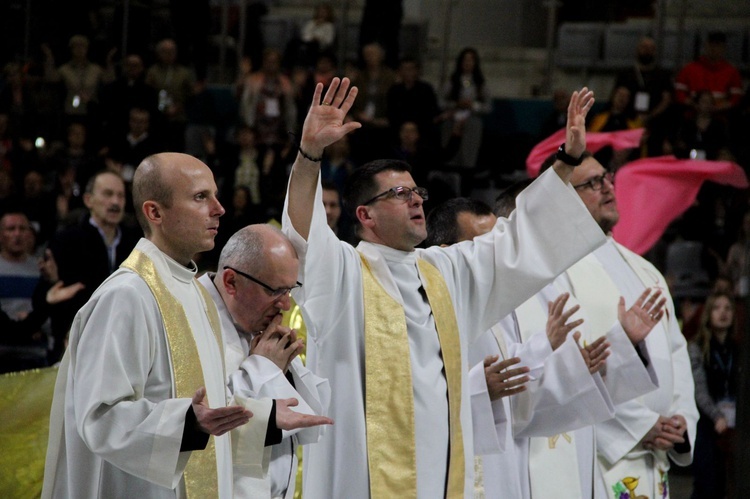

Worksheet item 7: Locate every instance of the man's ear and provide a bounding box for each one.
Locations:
[83,192,93,209]
[356,205,374,230]
[142,201,162,227]
[222,269,238,296]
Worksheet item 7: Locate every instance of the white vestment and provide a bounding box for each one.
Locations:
[197,273,330,499]
[42,239,268,498]
[471,277,650,499]
[281,168,606,498]
[514,280,659,499]
[558,238,699,499]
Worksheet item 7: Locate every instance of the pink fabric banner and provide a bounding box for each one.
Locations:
[612,156,748,255]
[526,128,645,177]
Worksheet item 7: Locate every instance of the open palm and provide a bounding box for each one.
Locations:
[300,77,362,153]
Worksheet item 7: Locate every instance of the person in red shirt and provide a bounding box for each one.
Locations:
[675,32,744,112]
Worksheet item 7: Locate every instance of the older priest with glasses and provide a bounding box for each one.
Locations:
[281,77,607,498]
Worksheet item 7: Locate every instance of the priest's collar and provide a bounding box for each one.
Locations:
[358,240,417,264]
[162,251,198,283]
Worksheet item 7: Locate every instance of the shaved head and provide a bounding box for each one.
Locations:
[133,154,174,235]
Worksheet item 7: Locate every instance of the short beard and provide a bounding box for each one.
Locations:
[599,219,617,235]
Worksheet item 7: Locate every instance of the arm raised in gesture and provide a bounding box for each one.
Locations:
[289,77,361,240]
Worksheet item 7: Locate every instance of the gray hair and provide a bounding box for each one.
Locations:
[217,225,283,275]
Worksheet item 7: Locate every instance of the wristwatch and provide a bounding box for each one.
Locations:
[556,143,584,166]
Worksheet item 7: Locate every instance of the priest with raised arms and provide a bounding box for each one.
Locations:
[282,77,606,498]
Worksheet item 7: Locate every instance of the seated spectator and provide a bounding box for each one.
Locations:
[320,135,355,194]
[42,35,115,124]
[322,179,355,243]
[672,91,732,161]
[105,107,164,183]
[47,121,102,189]
[615,36,677,157]
[1,249,83,356]
[688,292,738,499]
[589,85,643,168]
[100,54,159,143]
[291,65,316,132]
[0,62,39,135]
[206,185,266,269]
[728,91,750,173]
[438,47,490,168]
[288,2,336,68]
[675,32,744,112]
[145,38,195,151]
[615,36,674,124]
[390,120,462,207]
[725,210,750,298]
[218,124,274,210]
[239,48,297,150]
[387,57,440,145]
[0,211,46,371]
[48,170,139,362]
[349,42,396,163]
[538,88,570,140]
[313,52,338,88]
[19,170,57,244]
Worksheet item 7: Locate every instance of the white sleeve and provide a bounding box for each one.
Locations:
[228,355,329,442]
[602,321,659,405]
[512,335,615,439]
[469,361,507,455]
[70,279,198,488]
[420,168,607,344]
[282,172,361,343]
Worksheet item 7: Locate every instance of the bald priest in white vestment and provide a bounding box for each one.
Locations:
[43,154,267,498]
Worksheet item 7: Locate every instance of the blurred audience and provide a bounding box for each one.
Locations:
[438,47,490,169]
[675,31,744,112]
[145,38,195,151]
[689,292,738,499]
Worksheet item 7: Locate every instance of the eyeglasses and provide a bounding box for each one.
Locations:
[223,266,302,298]
[362,186,429,205]
[573,172,614,191]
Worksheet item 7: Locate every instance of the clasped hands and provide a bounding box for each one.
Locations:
[641,414,687,451]
[250,314,304,373]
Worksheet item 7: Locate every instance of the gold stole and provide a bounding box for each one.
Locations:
[360,255,464,498]
[121,250,224,498]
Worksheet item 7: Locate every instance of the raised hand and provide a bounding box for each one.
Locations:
[618,288,667,344]
[483,355,531,401]
[546,292,583,351]
[299,77,361,158]
[565,87,595,158]
[575,332,610,375]
[276,397,334,430]
[191,387,252,436]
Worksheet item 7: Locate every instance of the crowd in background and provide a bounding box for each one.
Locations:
[0,3,747,497]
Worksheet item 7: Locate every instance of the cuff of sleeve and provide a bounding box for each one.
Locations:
[180,405,210,452]
[264,400,282,446]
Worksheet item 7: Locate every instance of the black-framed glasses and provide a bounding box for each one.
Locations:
[573,172,614,191]
[223,266,302,297]
[362,186,429,205]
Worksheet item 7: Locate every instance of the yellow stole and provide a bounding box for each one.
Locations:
[360,255,465,498]
[121,250,224,498]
